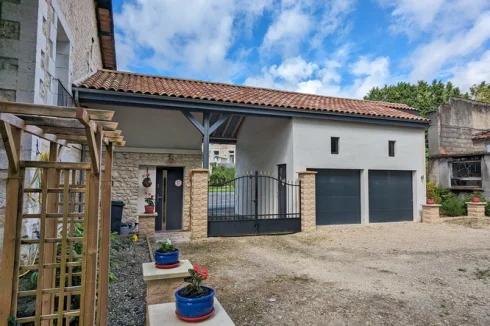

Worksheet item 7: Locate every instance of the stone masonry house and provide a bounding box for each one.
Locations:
[428,98,490,199]
[0,0,116,239]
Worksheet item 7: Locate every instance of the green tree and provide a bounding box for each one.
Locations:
[470,81,490,103]
[364,80,469,117]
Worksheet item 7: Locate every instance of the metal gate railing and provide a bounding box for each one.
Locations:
[208,171,301,237]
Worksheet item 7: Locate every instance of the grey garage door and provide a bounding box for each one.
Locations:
[310,169,361,225]
[369,170,413,223]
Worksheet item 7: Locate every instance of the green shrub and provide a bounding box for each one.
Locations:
[485,202,490,216]
[426,181,442,203]
[440,193,465,216]
[209,166,235,186]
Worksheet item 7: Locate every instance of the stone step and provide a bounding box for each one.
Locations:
[148,298,235,326]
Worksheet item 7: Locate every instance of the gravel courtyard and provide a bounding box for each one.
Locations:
[178,222,490,326]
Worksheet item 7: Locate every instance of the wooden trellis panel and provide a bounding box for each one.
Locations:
[13,163,92,325]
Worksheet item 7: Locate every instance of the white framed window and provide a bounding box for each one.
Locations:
[213,151,219,163]
[229,150,235,163]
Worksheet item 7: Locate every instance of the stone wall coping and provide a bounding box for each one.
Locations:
[297,171,318,174]
[148,298,235,326]
[465,202,487,206]
[422,204,442,207]
[191,168,209,173]
[143,260,193,281]
[138,213,158,217]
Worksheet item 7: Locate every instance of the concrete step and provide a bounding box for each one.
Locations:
[148,298,235,326]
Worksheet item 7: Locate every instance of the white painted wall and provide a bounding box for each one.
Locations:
[236,116,294,179]
[236,116,426,222]
[91,104,203,150]
[292,118,426,222]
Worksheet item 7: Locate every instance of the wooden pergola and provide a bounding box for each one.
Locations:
[0,101,125,326]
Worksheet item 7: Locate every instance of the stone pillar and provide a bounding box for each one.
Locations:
[138,213,157,238]
[421,204,441,223]
[297,171,317,232]
[466,202,486,218]
[143,260,193,305]
[190,169,209,239]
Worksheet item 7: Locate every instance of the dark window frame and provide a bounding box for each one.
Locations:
[331,137,339,154]
[389,141,396,157]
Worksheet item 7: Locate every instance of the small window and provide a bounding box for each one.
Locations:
[229,151,235,163]
[331,137,339,154]
[389,141,396,157]
[213,151,219,163]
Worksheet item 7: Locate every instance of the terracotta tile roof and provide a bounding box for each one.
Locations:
[77,70,429,122]
[472,131,490,140]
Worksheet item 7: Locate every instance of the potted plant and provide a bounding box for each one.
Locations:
[155,239,179,265]
[426,181,440,205]
[144,193,155,214]
[142,172,152,188]
[470,190,483,203]
[175,264,214,321]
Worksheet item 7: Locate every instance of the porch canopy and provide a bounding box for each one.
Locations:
[74,70,429,168]
[0,100,124,326]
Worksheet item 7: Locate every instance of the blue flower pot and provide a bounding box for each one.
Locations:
[175,286,215,318]
[154,249,179,265]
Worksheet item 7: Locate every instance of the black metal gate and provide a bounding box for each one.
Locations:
[208,171,301,237]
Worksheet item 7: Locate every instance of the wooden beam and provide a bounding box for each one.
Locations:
[77,108,101,174]
[80,123,103,326]
[0,121,20,172]
[0,113,67,146]
[21,161,91,170]
[0,126,22,325]
[209,114,229,135]
[181,111,204,135]
[18,115,119,131]
[231,116,245,138]
[40,126,122,137]
[41,142,59,326]
[97,143,113,326]
[220,115,232,137]
[0,100,115,121]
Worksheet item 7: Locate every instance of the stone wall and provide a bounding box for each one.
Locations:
[56,0,102,82]
[112,151,202,231]
[429,98,490,156]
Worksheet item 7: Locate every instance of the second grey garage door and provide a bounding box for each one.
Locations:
[310,169,361,225]
[369,170,413,223]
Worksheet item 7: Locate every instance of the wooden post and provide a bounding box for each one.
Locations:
[80,125,103,326]
[39,142,60,326]
[0,124,22,325]
[97,143,113,326]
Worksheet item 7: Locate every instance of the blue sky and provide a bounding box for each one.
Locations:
[112,0,490,99]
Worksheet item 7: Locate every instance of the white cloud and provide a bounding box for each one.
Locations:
[450,50,490,91]
[409,11,490,81]
[260,0,356,57]
[115,0,271,80]
[244,55,391,99]
[261,7,312,57]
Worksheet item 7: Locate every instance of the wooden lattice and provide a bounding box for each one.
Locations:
[0,101,120,326]
[14,163,91,325]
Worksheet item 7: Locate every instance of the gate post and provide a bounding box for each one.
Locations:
[190,169,209,239]
[297,171,317,232]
